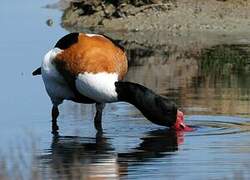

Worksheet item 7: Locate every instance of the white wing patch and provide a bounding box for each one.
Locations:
[76,72,118,103]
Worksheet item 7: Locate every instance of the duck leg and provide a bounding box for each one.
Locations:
[51,105,59,135]
[94,103,105,132]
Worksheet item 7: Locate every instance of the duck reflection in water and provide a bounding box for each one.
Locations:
[40,130,184,179]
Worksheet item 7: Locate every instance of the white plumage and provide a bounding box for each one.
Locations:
[41,48,75,105]
[76,72,118,103]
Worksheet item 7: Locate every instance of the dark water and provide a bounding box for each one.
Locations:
[1,0,250,179]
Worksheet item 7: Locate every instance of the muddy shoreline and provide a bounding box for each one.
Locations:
[56,0,250,34]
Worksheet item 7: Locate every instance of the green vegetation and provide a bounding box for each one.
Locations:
[200,44,250,77]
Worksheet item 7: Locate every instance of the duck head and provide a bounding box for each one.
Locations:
[115,81,193,132]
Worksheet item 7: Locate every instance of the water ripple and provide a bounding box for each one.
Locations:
[186,115,250,136]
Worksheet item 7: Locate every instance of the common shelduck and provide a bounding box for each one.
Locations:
[33,32,192,135]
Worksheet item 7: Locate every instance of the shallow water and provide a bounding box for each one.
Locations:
[1,0,250,179]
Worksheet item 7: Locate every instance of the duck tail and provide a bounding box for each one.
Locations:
[32,67,41,76]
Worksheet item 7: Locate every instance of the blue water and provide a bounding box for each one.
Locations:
[1,0,250,179]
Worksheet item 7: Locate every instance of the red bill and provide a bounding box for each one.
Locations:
[171,110,194,132]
